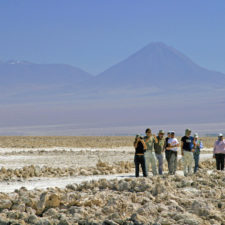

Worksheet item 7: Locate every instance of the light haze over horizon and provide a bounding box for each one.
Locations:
[1,0,225,136]
[1,0,225,74]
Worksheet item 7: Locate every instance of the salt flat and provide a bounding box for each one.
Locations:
[0,145,223,225]
[0,147,214,193]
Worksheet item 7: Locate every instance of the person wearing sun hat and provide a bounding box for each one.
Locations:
[213,133,225,170]
[193,133,204,173]
[154,130,165,175]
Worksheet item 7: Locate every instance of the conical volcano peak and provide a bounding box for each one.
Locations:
[94,41,225,87]
[132,42,183,58]
[143,41,170,49]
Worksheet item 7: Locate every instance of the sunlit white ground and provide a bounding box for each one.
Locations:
[0,147,214,193]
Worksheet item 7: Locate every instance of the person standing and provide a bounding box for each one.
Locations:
[213,133,225,171]
[164,132,171,170]
[144,128,158,176]
[181,129,194,176]
[134,135,147,177]
[154,130,165,175]
[193,133,204,173]
[167,131,179,175]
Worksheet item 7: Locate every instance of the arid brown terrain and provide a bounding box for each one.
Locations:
[0,136,223,225]
[0,136,216,148]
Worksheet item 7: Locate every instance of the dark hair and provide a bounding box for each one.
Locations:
[145,128,151,133]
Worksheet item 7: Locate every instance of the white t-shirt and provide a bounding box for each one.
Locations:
[168,138,179,151]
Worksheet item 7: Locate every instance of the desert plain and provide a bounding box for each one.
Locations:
[0,136,224,225]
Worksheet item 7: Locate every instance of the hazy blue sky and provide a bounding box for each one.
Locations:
[1,0,225,74]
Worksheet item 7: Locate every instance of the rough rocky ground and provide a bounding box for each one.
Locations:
[0,147,214,181]
[0,137,223,225]
[0,168,224,225]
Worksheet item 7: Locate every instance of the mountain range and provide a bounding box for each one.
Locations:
[1,42,225,134]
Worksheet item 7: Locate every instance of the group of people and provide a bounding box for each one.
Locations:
[133,128,225,177]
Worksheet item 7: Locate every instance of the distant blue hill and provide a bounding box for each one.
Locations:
[0,42,225,132]
[82,42,225,93]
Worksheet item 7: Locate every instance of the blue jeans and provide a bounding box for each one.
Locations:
[155,153,163,175]
[194,152,200,173]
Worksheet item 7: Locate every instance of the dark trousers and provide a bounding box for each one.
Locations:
[194,153,200,173]
[215,154,225,170]
[168,151,177,175]
[134,155,147,177]
[165,150,171,170]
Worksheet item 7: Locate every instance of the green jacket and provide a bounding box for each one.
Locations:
[154,136,165,154]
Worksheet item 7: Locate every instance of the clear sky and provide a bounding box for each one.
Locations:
[1,0,225,75]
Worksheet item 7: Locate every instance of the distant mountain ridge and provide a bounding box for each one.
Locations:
[92,42,225,89]
[0,61,92,86]
[1,42,225,133]
[0,61,93,102]
[2,42,225,90]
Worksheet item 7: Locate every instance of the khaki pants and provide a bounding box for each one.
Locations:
[144,151,157,176]
[183,150,194,176]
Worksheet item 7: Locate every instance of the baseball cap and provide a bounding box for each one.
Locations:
[218,133,223,137]
[185,128,191,133]
[194,133,199,138]
[159,130,165,134]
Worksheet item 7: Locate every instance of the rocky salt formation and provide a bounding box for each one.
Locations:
[0,159,217,182]
[0,169,224,225]
[0,160,134,181]
[199,159,216,170]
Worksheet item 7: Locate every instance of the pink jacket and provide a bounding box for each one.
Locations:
[213,140,225,154]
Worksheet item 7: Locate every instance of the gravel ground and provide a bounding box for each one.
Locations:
[0,144,223,225]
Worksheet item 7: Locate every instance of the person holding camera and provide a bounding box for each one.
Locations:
[134,134,147,177]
